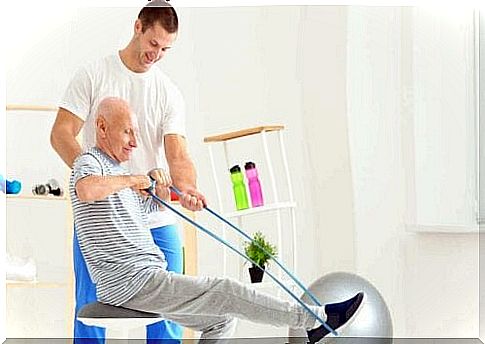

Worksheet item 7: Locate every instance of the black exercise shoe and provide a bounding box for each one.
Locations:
[307,292,364,343]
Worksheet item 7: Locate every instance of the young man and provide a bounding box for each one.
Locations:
[71,97,364,344]
[50,1,202,341]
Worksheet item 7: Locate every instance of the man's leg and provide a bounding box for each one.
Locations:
[146,224,184,343]
[122,270,322,338]
[73,230,105,344]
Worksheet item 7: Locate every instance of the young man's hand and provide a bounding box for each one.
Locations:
[178,187,206,212]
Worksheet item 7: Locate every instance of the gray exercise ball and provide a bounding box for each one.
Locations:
[288,271,393,344]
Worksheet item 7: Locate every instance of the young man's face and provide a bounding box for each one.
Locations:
[134,20,177,72]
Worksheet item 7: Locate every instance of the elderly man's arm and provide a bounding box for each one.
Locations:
[50,108,84,168]
[164,134,206,211]
[76,175,151,202]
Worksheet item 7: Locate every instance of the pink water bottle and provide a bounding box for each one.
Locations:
[244,162,264,207]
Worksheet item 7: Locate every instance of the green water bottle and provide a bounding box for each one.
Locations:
[230,165,249,210]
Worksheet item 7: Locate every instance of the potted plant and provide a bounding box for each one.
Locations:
[243,231,277,283]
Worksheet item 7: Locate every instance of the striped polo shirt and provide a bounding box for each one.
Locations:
[70,147,168,306]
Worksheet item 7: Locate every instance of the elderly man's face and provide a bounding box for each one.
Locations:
[105,112,139,163]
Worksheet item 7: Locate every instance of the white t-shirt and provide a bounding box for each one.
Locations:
[60,53,186,228]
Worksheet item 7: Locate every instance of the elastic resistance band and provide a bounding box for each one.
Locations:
[146,187,337,336]
[171,186,323,307]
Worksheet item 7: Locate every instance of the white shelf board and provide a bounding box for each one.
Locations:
[405,223,481,234]
[6,265,71,289]
[224,201,296,219]
[6,194,68,201]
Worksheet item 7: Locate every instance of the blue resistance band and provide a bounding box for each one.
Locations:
[146,183,337,336]
[171,186,323,307]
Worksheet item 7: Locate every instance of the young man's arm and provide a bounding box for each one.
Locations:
[164,134,206,211]
[76,175,151,202]
[50,108,84,168]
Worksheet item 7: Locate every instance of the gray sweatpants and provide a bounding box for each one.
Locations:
[121,269,322,342]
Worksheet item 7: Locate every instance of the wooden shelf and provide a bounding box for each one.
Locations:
[224,201,296,219]
[6,281,69,289]
[7,194,68,201]
[204,125,284,143]
[6,104,58,112]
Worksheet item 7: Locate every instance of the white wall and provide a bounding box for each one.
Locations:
[298,6,355,277]
[347,6,479,338]
[170,5,354,287]
[480,9,485,343]
[172,6,354,338]
[169,6,316,283]
[4,3,481,340]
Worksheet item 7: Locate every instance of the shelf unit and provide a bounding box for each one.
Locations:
[203,125,298,283]
[5,104,73,337]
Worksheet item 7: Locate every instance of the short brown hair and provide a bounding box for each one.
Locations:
[138,0,178,33]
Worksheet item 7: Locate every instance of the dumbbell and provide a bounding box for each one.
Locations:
[32,178,63,197]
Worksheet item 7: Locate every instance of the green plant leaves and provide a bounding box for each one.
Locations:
[243,231,277,267]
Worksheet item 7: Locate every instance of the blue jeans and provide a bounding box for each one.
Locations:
[73,224,184,343]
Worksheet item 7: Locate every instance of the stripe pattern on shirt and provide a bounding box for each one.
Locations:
[70,147,167,306]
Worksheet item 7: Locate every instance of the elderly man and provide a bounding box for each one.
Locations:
[71,97,364,344]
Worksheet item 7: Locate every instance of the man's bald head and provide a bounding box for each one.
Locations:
[95,97,139,163]
[96,97,132,123]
